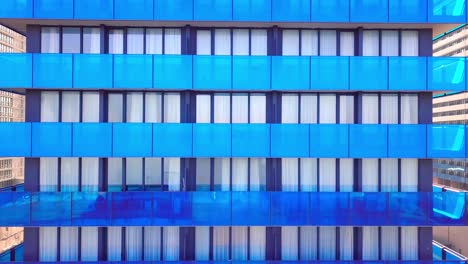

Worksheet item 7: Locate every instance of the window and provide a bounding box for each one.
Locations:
[41,27,60,53]
[62,27,81,53]
[196,28,268,55]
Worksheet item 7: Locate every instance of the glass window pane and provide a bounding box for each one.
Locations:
[196,94,211,123]
[232,158,248,191]
[319,94,336,124]
[250,158,266,191]
[214,94,230,123]
[127,28,144,54]
[41,27,60,53]
[282,94,299,123]
[215,29,231,55]
[41,91,59,122]
[250,94,266,123]
[381,94,398,124]
[339,95,354,124]
[62,91,80,122]
[300,94,318,124]
[83,28,100,54]
[320,30,337,56]
[164,28,181,55]
[197,30,211,55]
[146,28,163,54]
[126,92,143,123]
[196,158,210,191]
[401,31,419,56]
[381,30,399,56]
[251,29,267,56]
[109,29,124,54]
[282,30,299,56]
[233,29,249,55]
[108,94,123,122]
[145,92,162,123]
[62,27,81,53]
[163,93,180,123]
[363,30,379,56]
[164,158,180,191]
[126,158,143,188]
[340,32,355,56]
[401,94,418,124]
[301,30,318,56]
[362,94,379,124]
[232,94,248,123]
[214,158,230,191]
[82,92,100,123]
[145,158,162,190]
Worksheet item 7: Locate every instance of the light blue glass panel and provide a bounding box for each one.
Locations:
[0,0,32,18]
[73,54,113,89]
[74,0,114,19]
[192,192,231,225]
[31,192,71,226]
[154,55,192,89]
[32,123,72,157]
[153,123,192,157]
[446,250,466,260]
[389,0,428,22]
[429,57,466,91]
[272,0,310,21]
[431,192,467,225]
[389,57,427,91]
[349,125,387,158]
[428,125,465,158]
[113,123,152,157]
[114,55,153,89]
[154,0,193,20]
[388,125,426,158]
[0,192,30,226]
[33,54,72,88]
[271,192,310,225]
[310,0,349,22]
[194,56,232,90]
[433,243,444,260]
[272,56,310,90]
[310,56,349,90]
[0,54,32,88]
[14,244,24,261]
[193,124,231,157]
[310,192,349,225]
[310,124,348,158]
[232,192,270,225]
[232,124,270,157]
[0,251,10,262]
[232,56,270,90]
[114,0,153,20]
[72,123,112,157]
[388,193,429,226]
[348,193,387,225]
[350,0,388,22]
[33,0,72,19]
[112,192,152,225]
[350,57,388,91]
[0,123,31,157]
[233,0,271,21]
[270,124,309,157]
[194,0,232,20]
[72,193,110,226]
[429,0,467,23]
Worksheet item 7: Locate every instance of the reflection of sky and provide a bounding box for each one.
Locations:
[433,0,465,16]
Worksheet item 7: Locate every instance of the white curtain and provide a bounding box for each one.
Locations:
[61,158,79,192]
[108,93,123,122]
[301,30,318,56]
[282,94,299,123]
[215,29,231,55]
[145,92,162,123]
[108,29,124,54]
[108,158,122,191]
[251,29,268,55]
[214,158,230,191]
[339,158,354,192]
[340,95,354,124]
[300,158,317,192]
[232,226,248,260]
[381,30,399,56]
[340,32,355,56]
[300,226,317,260]
[60,227,78,261]
[164,28,182,55]
[320,30,337,56]
[319,158,336,192]
[81,227,98,261]
[282,158,299,192]
[250,94,266,123]
[381,159,398,192]
[146,28,163,54]
[39,227,57,261]
[41,27,60,53]
[195,227,210,260]
[213,227,229,260]
[319,94,336,124]
[107,227,122,261]
[362,159,378,192]
[233,29,249,55]
[82,92,100,122]
[163,227,179,260]
[340,227,353,260]
[362,227,379,260]
[300,94,318,124]
[164,93,180,123]
[61,92,80,122]
[127,92,143,122]
[363,30,379,56]
[41,91,59,122]
[401,94,418,124]
[362,94,379,124]
[127,28,144,54]
[196,158,210,191]
[319,227,336,260]
[282,226,298,260]
[126,227,143,261]
[164,158,180,191]
[197,30,211,55]
[401,31,419,56]
[381,227,398,260]
[401,227,418,260]
[126,158,143,187]
[145,158,162,189]
[81,158,99,192]
[250,158,266,191]
[282,30,299,56]
[250,226,266,260]
[83,27,101,54]
[232,94,248,123]
[40,158,58,191]
[232,158,248,191]
[144,227,161,261]
[214,94,230,123]
[381,94,398,124]
[401,159,418,192]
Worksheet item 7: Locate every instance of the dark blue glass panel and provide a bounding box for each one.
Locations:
[112,192,152,225]
[14,244,24,261]
[0,0,32,18]
[389,0,428,22]
[194,56,232,90]
[193,124,231,157]
[33,0,72,19]
[72,123,112,157]
[0,54,32,88]
[113,123,152,157]
[32,123,72,157]
[388,125,426,158]
[232,124,270,157]
[0,250,10,261]
[350,57,388,91]
[194,0,232,21]
[428,125,465,158]
[232,192,270,225]
[310,56,349,90]
[0,123,31,157]
[349,125,387,158]
[233,0,271,21]
[388,193,429,226]
[74,0,113,19]
[310,124,348,158]
[170,192,193,225]
[73,54,113,89]
[310,192,349,225]
[348,193,387,225]
[31,192,71,226]
[115,0,153,20]
[350,0,388,22]
[433,243,444,260]
[428,0,467,23]
[33,54,72,88]
[271,124,309,157]
[72,192,110,226]
[154,55,192,89]
[153,192,173,225]
[310,0,349,22]
[192,192,231,225]
[153,123,192,157]
[0,192,30,226]
[154,0,193,20]
[272,56,310,90]
[429,57,466,91]
[431,192,467,225]
[114,55,153,89]
[271,192,310,225]
[272,0,310,21]
[232,56,270,90]
[389,57,427,91]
